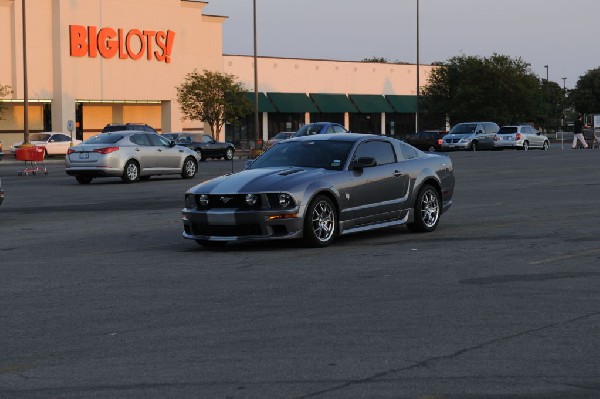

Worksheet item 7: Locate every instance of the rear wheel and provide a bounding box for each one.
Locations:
[181,157,197,179]
[225,147,234,160]
[195,149,205,161]
[121,160,140,183]
[522,141,529,151]
[407,184,440,233]
[75,176,92,184]
[303,195,337,247]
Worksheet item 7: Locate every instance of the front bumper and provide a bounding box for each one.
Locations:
[441,142,470,150]
[182,207,305,243]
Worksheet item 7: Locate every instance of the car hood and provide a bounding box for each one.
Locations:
[189,166,334,194]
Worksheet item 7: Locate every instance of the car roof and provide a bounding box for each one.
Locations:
[290,133,383,143]
[99,130,155,136]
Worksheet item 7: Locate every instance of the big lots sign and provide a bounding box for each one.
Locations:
[69,25,175,63]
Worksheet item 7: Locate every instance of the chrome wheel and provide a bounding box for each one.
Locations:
[523,141,529,151]
[407,184,440,233]
[181,157,197,179]
[121,161,139,183]
[304,195,337,247]
[225,148,234,160]
[542,141,549,150]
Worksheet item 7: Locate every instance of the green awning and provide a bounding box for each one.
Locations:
[309,93,358,113]
[348,94,394,113]
[266,92,318,113]
[386,95,418,113]
[244,92,276,113]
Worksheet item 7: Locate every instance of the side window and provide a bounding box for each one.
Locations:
[325,126,335,133]
[201,135,213,144]
[54,134,70,142]
[484,123,499,133]
[131,134,151,146]
[476,124,484,134]
[354,141,396,165]
[333,125,346,133]
[148,134,169,147]
[398,142,419,160]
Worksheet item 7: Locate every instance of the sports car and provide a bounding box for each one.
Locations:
[182,133,454,247]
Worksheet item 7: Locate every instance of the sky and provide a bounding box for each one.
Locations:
[204,0,600,89]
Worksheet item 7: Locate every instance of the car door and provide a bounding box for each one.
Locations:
[130,133,157,171]
[148,134,182,172]
[477,123,496,149]
[350,140,409,226]
[47,134,72,155]
[527,126,543,147]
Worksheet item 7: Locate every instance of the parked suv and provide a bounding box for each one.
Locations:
[102,123,157,133]
[441,122,499,151]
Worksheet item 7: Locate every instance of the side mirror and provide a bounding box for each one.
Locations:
[351,157,377,170]
[169,140,176,147]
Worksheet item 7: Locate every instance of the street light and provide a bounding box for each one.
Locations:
[253,0,260,145]
[22,0,29,144]
[561,77,567,91]
[415,0,420,133]
[544,65,549,82]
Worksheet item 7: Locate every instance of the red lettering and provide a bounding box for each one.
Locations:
[155,31,167,62]
[88,26,98,57]
[98,28,118,58]
[126,29,145,60]
[118,29,128,59]
[143,30,156,60]
[69,25,88,57]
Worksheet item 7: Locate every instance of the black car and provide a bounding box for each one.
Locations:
[174,133,235,161]
[404,130,447,152]
[102,123,157,133]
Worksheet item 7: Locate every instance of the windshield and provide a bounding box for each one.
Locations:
[249,140,354,171]
[273,132,293,140]
[450,123,477,134]
[293,124,324,137]
[83,133,124,144]
[30,134,51,142]
[498,127,518,134]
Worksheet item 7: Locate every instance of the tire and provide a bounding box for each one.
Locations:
[303,195,337,247]
[407,184,440,233]
[428,145,435,152]
[195,240,227,248]
[225,147,234,160]
[522,141,529,151]
[195,149,205,161]
[181,156,197,179]
[542,141,549,150]
[121,160,140,183]
[75,176,92,184]
[470,141,477,151]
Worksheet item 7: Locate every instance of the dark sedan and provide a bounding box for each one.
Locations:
[404,130,447,152]
[174,133,235,161]
[182,133,454,247]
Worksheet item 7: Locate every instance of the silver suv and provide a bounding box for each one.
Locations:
[441,122,499,151]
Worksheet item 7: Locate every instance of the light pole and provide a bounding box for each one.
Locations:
[544,65,549,82]
[415,0,420,133]
[561,77,567,91]
[253,0,260,146]
[22,0,29,144]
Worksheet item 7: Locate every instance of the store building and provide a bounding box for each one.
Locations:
[0,0,437,149]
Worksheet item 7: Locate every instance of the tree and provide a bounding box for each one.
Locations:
[421,54,544,127]
[0,84,12,120]
[570,67,600,114]
[176,70,252,139]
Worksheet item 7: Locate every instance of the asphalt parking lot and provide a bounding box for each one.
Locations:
[1,146,599,398]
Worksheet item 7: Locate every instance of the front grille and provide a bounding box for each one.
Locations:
[445,139,460,144]
[194,194,262,209]
[192,223,262,237]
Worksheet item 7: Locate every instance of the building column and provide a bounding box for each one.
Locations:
[304,112,310,125]
[51,96,75,133]
[344,112,350,131]
[112,104,124,123]
[381,113,386,135]
[262,112,269,141]
[161,100,183,134]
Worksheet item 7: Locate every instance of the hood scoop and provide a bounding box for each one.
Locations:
[278,168,304,176]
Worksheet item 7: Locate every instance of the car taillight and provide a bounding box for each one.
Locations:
[437,139,442,145]
[516,133,521,140]
[67,148,75,155]
[93,147,119,154]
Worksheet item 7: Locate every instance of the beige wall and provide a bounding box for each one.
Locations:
[224,55,435,95]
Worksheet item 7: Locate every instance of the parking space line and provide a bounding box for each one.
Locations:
[530,248,600,265]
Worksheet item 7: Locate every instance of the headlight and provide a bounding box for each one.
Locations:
[198,194,209,207]
[245,194,258,206]
[278,193,293,208]
[459,137,469,143]
[184,194,196,209]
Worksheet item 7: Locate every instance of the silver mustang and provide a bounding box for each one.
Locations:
[182,134,455,247]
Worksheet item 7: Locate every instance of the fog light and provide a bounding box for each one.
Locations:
[245,194,258,206]
[198,194,209,207]
[185,194,196,209]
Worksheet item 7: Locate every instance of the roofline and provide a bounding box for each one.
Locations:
[223,54,434,67]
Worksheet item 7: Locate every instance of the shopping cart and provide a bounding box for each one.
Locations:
[15,146,48,175]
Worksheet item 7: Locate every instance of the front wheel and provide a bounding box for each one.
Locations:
[121,160,140,183]
[470,141,478,151]
[542,141,549,150]
[407,184,440,233]
[181,157,197,179]
[303,195,337,247]
[225,147,234,160]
